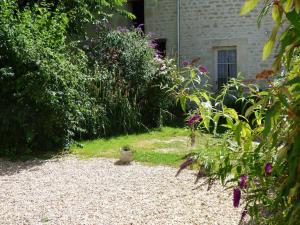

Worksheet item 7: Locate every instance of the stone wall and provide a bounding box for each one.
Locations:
[144,0,274,89]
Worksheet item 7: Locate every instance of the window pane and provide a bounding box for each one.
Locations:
[217,48,237,90]
[218,64,228,78]
[218,50,227,63]
[228,64,237,78]
[227,50,237,64]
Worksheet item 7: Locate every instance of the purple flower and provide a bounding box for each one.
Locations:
[175,157,195,177]
[239,175,248,189]
[233,188,241,208]
[187,114,202,126]
[240,208,248,222]
[117,26,129,33]
[182,60,190,67]
[148,40,158,49]
[199,65,208,73]
[265,163,272,175]
[137,24,144,29]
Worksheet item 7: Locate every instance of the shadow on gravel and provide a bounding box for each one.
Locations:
[0,152,63,177]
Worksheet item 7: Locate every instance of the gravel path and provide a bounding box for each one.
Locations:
[0,156,242,225]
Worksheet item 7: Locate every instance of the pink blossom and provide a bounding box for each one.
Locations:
[182,60,190,67]
[199,65,208,73]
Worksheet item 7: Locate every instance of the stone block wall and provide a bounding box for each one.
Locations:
[144,0,274,89]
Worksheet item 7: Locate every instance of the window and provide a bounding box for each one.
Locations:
[216,48,237,90]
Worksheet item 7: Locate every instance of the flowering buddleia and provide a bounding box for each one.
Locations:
[182,60,189,67]
[199,65,208,73]
[239,175,248,189]
[265,163,272,175]
[175,157,195,177]
[233,188,241,208]
[187,114,202,126]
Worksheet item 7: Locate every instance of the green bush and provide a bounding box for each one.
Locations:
[0,3,96,155]
[0,2,181,156]
[84,29,180,136]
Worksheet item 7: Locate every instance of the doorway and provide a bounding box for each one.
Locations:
[129,0,145,31]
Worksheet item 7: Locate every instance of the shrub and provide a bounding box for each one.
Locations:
[0,2,95,155]
[83,29,180,136]
[0,2,181,156]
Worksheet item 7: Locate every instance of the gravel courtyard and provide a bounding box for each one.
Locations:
[0,156,242,225]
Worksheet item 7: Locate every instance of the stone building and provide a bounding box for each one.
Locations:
[120,0,274,90]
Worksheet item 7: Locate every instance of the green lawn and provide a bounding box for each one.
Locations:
[71,127,222,167]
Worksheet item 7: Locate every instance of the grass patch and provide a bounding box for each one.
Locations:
[71,127,222,167]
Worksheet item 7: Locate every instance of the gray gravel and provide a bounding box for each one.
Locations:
[0,156,242,225]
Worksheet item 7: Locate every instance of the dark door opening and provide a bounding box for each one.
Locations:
[153,39,167,58]
[130,0,145,31]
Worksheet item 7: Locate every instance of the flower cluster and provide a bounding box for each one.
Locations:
[233,188,241,208]
[233,162,272,221]
[265,162,272,175]
[233,174,248,208]
[198,65,208,74]
[187,114,202,126]
[182,60,189,67]
[181,59,209,75]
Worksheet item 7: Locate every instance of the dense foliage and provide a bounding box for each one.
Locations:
[0,1,180,156]
[177,1,300,224]
[0,2,99,155]
[16,0,131,35]
[82,29,180,137]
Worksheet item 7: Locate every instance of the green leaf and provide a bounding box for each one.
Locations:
[285,0,293,12]
[240,0,259,15]
[180,96,187,112]
[278,93,289,108]
[203,117,210,132]
[263,39,275,60]
[225,108,239,121]
[263,24,280,60]
[189,95,201,107]
[263,103,279,137]
[272,4,282,23]
[234,122,243,145]
[286,10,300,34]
[245,105,255,118]
[296,0,300,13]
[200,92,210,102]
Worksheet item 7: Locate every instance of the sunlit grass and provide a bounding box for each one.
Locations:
[71,127,222,167]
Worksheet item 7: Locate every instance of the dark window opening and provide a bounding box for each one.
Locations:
[130,0,145,31]
[217,49,237,90]
[153,39,167,58]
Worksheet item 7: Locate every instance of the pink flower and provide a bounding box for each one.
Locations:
[182,60,190,67]
[233,188,241,208]
[199,65,208,73]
